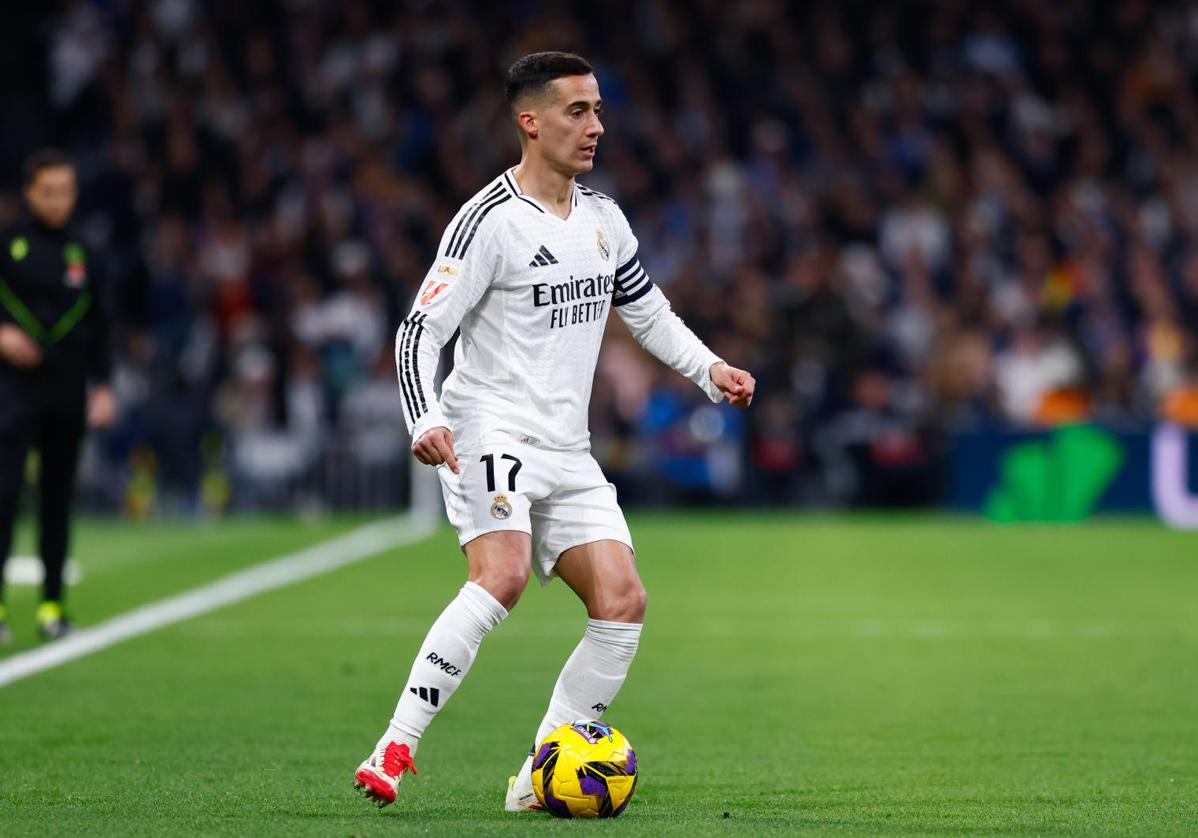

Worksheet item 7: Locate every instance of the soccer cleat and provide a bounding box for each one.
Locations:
[353,741,418,808]
[505,774,543,813]
[36,601,73,641]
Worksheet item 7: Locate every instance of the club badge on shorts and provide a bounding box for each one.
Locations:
[596,228,610,260]
[490,494,513,520]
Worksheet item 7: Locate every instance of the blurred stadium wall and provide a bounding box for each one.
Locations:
[3,1,1198,521]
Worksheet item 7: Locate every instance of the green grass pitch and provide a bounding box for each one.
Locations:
[0,513,1195,835]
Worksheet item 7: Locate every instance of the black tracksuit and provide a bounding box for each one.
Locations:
[0,216,111,604]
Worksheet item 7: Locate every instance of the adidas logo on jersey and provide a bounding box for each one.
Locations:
[529,245,559,267]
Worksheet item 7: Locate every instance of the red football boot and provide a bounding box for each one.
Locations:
[354,741,418,808]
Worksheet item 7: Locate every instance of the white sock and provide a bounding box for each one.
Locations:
[378,581,508,755]
[514,619,642,790]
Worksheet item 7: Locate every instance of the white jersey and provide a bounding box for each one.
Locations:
[396,168,723,452]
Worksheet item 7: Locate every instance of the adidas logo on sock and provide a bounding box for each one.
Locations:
[529,245,559,267]
[409,686,441,707]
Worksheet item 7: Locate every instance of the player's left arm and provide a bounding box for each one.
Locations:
[612,252,755,408]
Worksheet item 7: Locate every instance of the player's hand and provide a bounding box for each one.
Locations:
[413,426,460,473]
[710,362,755,408]
[87,385,117,429]
[0,324,42,368]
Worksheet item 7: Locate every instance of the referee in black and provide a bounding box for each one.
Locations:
[0,149,115,642]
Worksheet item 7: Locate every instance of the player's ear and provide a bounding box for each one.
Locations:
[517,110,539,141]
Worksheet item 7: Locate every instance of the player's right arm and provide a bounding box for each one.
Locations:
[396,192,505,472]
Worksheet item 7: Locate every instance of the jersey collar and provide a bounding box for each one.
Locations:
[503,168,579,218]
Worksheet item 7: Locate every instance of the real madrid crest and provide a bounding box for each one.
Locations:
[596,228,610,260]
[490,494,513,520]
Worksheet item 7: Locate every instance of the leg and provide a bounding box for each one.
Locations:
[0,395,34,611]
[36,399,85,606]
[357,530,529,806]
[532,539,645,734]
[554,539,648,623]
[382,530,531,748]
[361,443,549,807]
[508,539,645,811]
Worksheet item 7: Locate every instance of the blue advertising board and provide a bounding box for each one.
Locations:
[949,424,1198,527]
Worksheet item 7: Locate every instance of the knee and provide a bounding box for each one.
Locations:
[464,531,532,611]
[594,581,647,623]
[472,564,529,612]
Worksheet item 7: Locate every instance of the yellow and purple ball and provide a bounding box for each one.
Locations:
[531,720,638,818]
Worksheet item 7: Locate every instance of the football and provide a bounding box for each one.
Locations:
[531,720,638,818]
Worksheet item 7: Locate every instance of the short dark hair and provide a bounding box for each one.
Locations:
[23,148,74,186]
[505,52,593,108]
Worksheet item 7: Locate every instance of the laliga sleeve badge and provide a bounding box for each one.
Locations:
[490,494,513,520]
[420,279,449,305]
[596,228,610,260]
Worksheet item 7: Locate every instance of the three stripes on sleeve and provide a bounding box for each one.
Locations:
[444,183,511,260]
[398,184,513,426]
[397,312,428,425]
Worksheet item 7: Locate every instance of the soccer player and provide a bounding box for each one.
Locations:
[354,52,755,810]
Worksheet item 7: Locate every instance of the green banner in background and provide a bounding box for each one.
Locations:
[984,425,1125,522]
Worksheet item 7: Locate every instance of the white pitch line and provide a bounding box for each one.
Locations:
[0,514,438,689]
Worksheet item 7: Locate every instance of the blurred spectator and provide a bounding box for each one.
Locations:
[994,321,1085,425]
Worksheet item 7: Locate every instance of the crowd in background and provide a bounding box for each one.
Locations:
[4,0,1198,510]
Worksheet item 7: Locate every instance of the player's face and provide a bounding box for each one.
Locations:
[539,74,604,175]
[25,166,78,229]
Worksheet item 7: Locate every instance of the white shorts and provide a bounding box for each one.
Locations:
[437,442,633,585]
